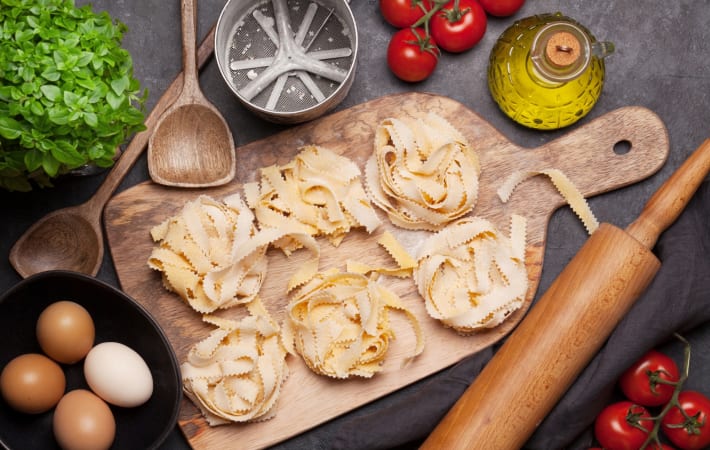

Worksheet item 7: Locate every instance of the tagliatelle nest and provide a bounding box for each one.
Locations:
[281,269,424,379]
[243,145,382,251]
[147,194,266,314]
[365,113,481,231]
[148,193,321,314]
[413,215,528,333]
[181,300,288,425]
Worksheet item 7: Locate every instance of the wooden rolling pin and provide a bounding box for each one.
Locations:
[421,138,710,450]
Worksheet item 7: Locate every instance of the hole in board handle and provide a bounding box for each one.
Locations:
[614,140,632,155]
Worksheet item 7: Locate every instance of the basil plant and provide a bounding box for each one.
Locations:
[0,0,147,191]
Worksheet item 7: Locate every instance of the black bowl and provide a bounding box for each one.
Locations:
[0,271,182,450]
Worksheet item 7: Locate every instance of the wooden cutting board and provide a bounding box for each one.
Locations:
[104,93,668,449]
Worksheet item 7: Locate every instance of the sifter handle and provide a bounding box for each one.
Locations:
[626,138,710,248]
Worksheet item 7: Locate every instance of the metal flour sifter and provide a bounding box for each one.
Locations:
[215,0,357,124]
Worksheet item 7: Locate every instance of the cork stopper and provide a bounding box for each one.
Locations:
[545,31,581,68]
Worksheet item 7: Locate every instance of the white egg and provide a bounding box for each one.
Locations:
[83,342,153,408]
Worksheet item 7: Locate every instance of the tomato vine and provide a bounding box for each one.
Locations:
[380,0,497,81]
[595,334,710,450]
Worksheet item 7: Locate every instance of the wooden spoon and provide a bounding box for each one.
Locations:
[147,0,235,188]
[8,28,217,279]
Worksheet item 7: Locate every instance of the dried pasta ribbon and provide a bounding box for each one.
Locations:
[347,231,417,278]
[181,298,289,425]
[497,168,599,234]
[243,145,382,250]
[365,113,480,231]
[413,215,528,333]
[148,193,321,313]
[282,269,424,379]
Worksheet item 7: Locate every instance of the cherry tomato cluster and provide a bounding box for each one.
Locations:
[380,0,525,82]
[593,336,710,450]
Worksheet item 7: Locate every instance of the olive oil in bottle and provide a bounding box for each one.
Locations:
[488,13,614,130]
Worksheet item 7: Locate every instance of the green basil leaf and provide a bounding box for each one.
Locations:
[14,29,33,42]
[40,84,61,101]
[29,100,44,116]
[38,139,53,152]
[87,142,104,160]
[121,107,146,126]
[110,75,129,96]
[76,51,93,67]
[9,87,22,101]
[63,90,80,107]
[106,90,124,110]
[83,111,98,127]
[52,140,85,166]
[47,106,70,125]
[0,86,13,101]
[24,148,44,172]
[76,77,96,91]
[0,116,23,139]
[41,152,60,177]
[20,81,38,95]
[25,15,39,29]
[40,67,61,81]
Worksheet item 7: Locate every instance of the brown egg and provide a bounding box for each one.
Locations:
[53,389,116,450]
[0,353,66,414]
[36,301,95,364]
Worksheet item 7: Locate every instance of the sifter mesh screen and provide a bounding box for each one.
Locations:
[227,0,355,113]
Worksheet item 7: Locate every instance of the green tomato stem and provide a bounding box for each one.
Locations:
[639,333,691,449]
[411,0,446,30]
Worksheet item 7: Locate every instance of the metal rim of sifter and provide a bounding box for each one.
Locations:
[215,0,357,124]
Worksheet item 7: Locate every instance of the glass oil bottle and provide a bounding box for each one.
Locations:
[487,13,615,130]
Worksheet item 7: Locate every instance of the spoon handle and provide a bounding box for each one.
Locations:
[181,0,200,93]
[85,25,216,214]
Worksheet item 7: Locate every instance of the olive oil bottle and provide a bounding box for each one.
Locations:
[488,13,614,130]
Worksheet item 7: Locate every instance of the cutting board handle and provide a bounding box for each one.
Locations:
[530,106,669,199]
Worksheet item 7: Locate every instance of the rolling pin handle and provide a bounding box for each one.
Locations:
[626,138,710,248]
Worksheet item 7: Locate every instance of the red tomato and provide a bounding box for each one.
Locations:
[429,0,487,53]
[661,391,710,450]
[619,349,681,407]
[594,401,653,450]
[477,0,525,17]
[387,27,440,82]
[380,0,431,28]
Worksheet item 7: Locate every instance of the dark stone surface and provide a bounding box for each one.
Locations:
[1,1,709,448]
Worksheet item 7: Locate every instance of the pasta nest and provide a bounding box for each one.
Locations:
[365,113,481,231]
[181,303,288,425]
[413,215,528,333]
[282,269,423,379]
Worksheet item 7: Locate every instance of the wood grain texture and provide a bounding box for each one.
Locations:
[147,0,236,188]
[104,93,668,449]
[422,137,710,450]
